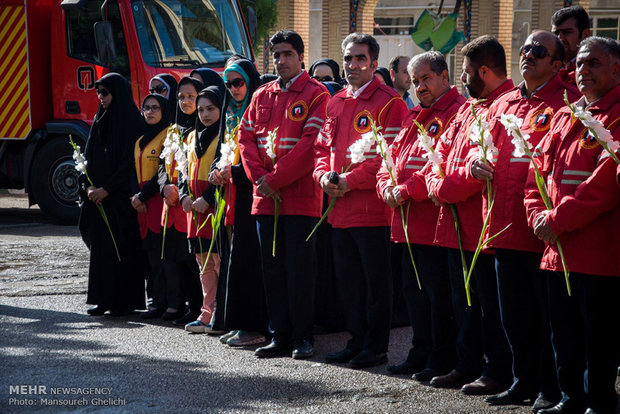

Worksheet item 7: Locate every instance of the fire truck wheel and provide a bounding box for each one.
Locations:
[30,137,81,224]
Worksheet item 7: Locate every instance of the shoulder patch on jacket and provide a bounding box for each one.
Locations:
[529,108,553,132]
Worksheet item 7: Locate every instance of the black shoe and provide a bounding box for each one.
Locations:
[173,311,199,326]
[386,360,418,375]
[255,340,293,358]
[109,309,133,317]
[538,401,583,414]
[140,308,165,319]
[87,306,107,316]
[413,368,441,382]
[531,393,560,412]
[349,350,387,369]
[162,309,185,321]
[485,389,533,406]
[292,340,314,359]
[325,348,358,364]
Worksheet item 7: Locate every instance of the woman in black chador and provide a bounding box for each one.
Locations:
[79,72,146,316]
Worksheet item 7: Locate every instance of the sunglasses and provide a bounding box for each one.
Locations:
[149,86,167,94]
[96,88,110,96]
[142,105,161,113]
[519,44,551,59]
[312,75,333,82]
[225,78,246,89]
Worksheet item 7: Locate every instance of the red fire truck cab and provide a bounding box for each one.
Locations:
[0,0,255,222]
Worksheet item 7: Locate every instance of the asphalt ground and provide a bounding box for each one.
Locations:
[0,194,617,413]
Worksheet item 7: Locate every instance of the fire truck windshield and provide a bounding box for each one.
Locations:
[132,0,252,68]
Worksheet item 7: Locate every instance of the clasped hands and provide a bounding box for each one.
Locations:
[319,172,349,198]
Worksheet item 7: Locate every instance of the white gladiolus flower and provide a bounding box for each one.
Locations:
[174,142,190,182]
[499,114,523,134]
[348,131,375,164]
[417,133,433,152]
[75,160,88,174]
[265,128,278,161]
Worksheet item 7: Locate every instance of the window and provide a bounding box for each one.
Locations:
[132,0,252,68]
[374,17,415,36]
[65,1,130,78]
[590,16,619,41]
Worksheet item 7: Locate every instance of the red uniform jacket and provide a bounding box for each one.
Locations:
[426,80,514,251]
[185,131,217,239]
[238,71,329,217]
[465,75,580,252]
[377,86,465,244]
[313,76,408,228]
[559,59,576,89]
[524,86,620,277]
[134,129,166,239]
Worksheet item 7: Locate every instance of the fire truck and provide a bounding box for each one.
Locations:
[0,0,255,222]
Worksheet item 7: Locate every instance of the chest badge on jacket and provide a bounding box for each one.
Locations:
[529,109,553,132]
[353,110,372,134]
[288,100,308,122]
[424,117,443,138]
[579,128,600,150]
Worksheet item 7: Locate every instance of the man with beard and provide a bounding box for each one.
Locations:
[551,5,590,87]
[525,37,620,414]
[469,30,579,412]
[425,35,513,395]
[389,56,414,109]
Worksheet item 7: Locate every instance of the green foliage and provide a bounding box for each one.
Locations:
[240,0,278,49]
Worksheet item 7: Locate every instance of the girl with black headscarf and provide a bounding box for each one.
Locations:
[156,76,204,325]
[131,94,171,319]
[375,66,394,88]
[149,74,178,121]
[80,72,145,316]
[209,58,269,346]
[178,86,224,333]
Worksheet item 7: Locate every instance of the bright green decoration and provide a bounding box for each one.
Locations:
[411,10,466,54]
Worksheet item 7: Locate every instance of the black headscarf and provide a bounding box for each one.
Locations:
[195,86,224,159]
[84,72,144,193]
[374,67,394,88]
[175,76,203,136]
[149,73,178,110]
[139,94,170,150]
[190,68,225,93]
[309,58,343,84]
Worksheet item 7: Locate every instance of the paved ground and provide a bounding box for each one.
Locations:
[0,194,617,413]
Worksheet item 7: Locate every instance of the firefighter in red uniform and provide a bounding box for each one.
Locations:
[524,37,620,414]
[468,31,579,411]
[425,35,513,394]
[238,30,330,360]
[377,51,464,379]
[551,5,590,88]
[314,33,407,369]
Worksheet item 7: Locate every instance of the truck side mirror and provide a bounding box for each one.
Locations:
[93,21,117,66]
[247,6,257,41]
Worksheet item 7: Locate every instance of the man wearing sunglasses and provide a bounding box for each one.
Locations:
[551,6,591,87]
[525,36,620,414]
[238,30,330,361]
[468,30,579,412]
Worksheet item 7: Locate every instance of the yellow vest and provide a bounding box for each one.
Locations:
[134,128,167,186]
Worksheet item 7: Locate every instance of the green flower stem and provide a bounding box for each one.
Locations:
[161,207,168,260]
[201,186,227,272]
[272,197,280,257]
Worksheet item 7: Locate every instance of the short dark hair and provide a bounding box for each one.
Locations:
[388,55,409,72]
[579,36,620,63]
[408,51,448,76]
[341,33,380,61]
[461,35,507,76]
[269,30,304,56]
[552,6,590,35]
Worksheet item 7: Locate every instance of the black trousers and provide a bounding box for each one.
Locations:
[495,248,559,397]
[447,248,511,382]
[256,215,317,343]
[332,226,392,354]
[547,271,620,414]
[401,244,456,372]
